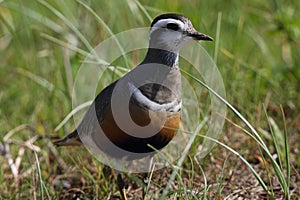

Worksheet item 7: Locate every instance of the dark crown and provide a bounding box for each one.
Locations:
[150,13,189,27]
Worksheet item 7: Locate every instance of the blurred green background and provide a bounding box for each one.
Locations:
[0,0,299,199]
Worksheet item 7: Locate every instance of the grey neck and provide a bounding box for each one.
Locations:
[142,48,179,67]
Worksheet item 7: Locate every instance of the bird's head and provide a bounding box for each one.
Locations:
[149,13,213,52]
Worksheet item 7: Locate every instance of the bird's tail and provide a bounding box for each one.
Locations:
[53,130,82,146]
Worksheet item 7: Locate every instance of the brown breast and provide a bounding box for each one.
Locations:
[97,101,181,155]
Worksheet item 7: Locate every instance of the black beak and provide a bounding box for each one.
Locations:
[187,32,213,41]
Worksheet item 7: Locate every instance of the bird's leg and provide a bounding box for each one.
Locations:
[116,171,127,200]
[103,165,112,179]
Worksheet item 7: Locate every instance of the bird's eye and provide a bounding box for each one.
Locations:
[166,23,179,31]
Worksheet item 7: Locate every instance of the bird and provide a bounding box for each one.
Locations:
[54,13,213,200]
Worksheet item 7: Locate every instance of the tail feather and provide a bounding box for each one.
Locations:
[53,130,82,146]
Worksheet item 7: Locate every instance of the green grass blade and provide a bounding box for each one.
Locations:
[133,0,153,22]
[281,105,290,199]
[54,100,93,132]
[197,134,271,197]
[76,0,130,69]
[40,33,91,58]
[159,118,207,200]
[214,155,228,200]
[194,156,208,200]
[16,68,54,92]
[5,2,63,33]
[213,12,222,63]
[263,105,283,171]
[37,0,103,65]
[181,69,289,197]
[33,150,44,200]
[181,69,266,148]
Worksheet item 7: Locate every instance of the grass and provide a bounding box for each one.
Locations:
[1,0,300,199]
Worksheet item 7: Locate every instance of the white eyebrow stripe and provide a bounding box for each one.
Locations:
[128,82,181,112]
[150,19,186,35]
